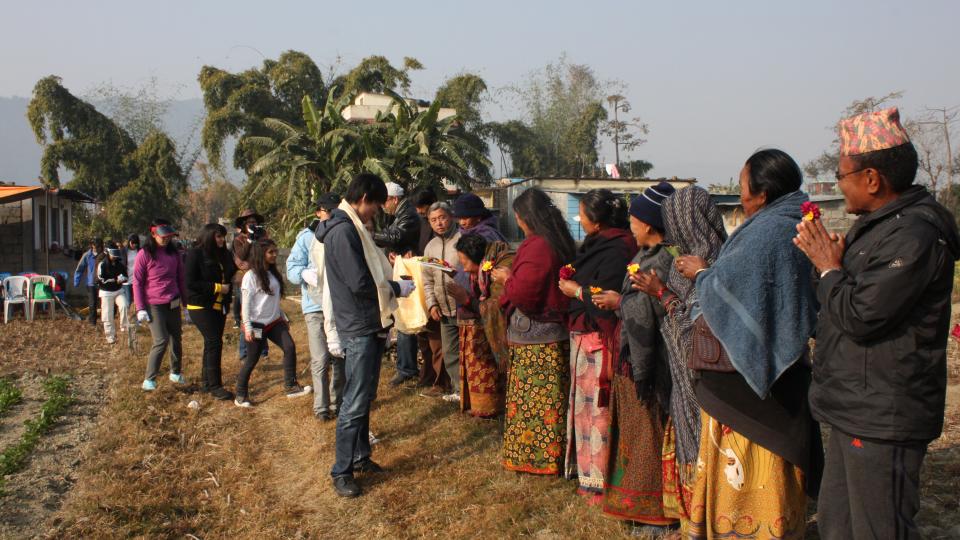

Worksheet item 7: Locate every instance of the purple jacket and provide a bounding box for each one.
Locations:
[461,215,506,243]
[133,248,186,312]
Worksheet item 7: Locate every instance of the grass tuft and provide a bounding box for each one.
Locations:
[0,378,23,416]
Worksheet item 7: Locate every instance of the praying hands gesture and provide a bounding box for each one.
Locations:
[793,220,844,274]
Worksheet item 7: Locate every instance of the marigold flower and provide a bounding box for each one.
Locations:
[559,264,576,280]
[481,260,493,272]
[626,263,640,275]
[589,286,602,294]
[801,201,822,221]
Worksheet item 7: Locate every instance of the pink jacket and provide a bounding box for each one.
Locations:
[133,248,186,312]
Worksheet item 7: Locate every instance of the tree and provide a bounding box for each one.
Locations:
[336,56,423,96]
[803,91,904,180]
[601,94,648,166]
[619,158,654,177]
[434,73,492,181]
[180,161,241,238]
[27,76,136,197]
[27,76,186,238]
[489,56,613,177]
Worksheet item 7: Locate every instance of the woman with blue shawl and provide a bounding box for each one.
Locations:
[676,149,824,539]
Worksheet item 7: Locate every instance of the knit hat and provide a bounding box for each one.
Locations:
[385,182,405,198]
[839,107,911,156]
[452,193,490,218]
[313,192,342,212]
[629,181,675,231]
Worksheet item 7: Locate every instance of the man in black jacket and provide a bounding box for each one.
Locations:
[795,107,959,540]
[374,182,423,386]
[314,173,415,498]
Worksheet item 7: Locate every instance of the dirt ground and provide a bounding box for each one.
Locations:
[0,303,957,539]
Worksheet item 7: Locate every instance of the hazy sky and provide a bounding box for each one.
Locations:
[2,0,958,184]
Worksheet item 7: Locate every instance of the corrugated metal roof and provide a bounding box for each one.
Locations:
[0,186,44,204]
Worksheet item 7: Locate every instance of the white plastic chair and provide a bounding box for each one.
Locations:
[29,275,57,320]
[3,276,30,323]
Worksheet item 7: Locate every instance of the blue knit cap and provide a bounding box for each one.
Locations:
[628,181,675,231]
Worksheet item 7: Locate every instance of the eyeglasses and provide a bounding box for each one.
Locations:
[835,168,867,181]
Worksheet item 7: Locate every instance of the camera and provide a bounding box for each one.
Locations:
[247,224,267,241]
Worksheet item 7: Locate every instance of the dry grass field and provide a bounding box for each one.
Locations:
[0,300,957,539]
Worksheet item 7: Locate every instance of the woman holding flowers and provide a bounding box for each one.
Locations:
[446,233,513,417]
[658,150,822,538]
[591,182,678,530]
[494,188,576,475]
[557,189,637,502]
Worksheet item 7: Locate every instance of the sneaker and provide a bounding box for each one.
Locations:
[232,320,240,330]
[106,336,116,344]
[441,392,461,403]
[354,459,385,474]
[142,379,157,391]
[169,373,187,385]
[418,386,445,399]
[234,396,253,408]
[368,431,380,445]
[332,475,361,498]
[210,387,235,401]
[315,410,333,421]
[285,384,313,398]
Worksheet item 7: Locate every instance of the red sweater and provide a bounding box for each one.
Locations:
[500,234,569,323]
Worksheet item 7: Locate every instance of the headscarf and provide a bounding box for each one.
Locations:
[660,186,728,467]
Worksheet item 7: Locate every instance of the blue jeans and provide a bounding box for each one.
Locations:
[331,333,385,478]
[395,331,419,378]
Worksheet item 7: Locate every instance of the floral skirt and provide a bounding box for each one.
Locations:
[564,333,612,502]
[458,322,501,418]
[662,419,695,521]
[685,411,807,539]
[502,341,570,475]
[601,374,675,525]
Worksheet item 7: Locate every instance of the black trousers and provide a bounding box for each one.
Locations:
[190,308,227,390]
[236,321,298,398]
[818,428,927,540]
[87,285,99,324]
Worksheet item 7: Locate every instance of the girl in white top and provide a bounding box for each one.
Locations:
[236,238,311,407]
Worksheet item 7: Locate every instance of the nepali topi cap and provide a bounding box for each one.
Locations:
[839,107,911,156]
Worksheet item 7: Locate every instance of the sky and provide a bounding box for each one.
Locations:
[2,0,958,184]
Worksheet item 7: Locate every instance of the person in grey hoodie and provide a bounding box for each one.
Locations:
[314,173,415,499]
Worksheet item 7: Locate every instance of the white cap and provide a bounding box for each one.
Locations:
[385,182,405,198]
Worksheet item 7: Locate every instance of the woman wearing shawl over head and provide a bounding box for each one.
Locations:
[631,186,727,521]
[494,188,576,475]
[675,150,823,539]
[446,234,514,417]
[590,182,678,531]
[557,189,638,502]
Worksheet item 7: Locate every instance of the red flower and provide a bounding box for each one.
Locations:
[801,201,822,221]
[559,264,576,280]
[951,323,960,342]
[851,438,864,448]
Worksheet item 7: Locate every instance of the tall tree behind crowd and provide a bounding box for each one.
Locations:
[488,55,620,177]
[27,76,186,241]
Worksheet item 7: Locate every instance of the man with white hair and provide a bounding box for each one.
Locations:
[373,181,423,386]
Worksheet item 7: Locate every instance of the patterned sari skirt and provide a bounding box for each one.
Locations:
[685,411,807,539]
[458,321,502,418]
[662,418,695,521]
[601,374,675,525]
[564,333,612,503]
[502,340,570,475]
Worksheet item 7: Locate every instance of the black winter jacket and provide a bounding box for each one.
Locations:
[316,209,400,339]
[97,257,126,293]
[372,198,421,255]
[185,247,237,312]
[810,186,960,442]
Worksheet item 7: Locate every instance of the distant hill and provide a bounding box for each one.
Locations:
[0,96,241,186]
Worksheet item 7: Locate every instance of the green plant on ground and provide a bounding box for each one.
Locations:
[0,378,23,416]
[0,375,74,494]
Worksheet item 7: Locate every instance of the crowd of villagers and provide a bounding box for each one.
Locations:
[391,107,956,540]
[103,106,956,540]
